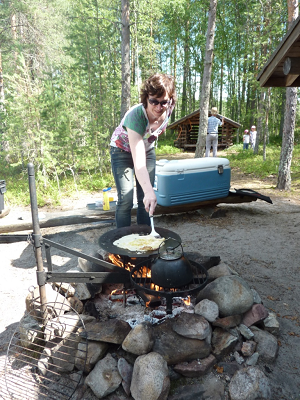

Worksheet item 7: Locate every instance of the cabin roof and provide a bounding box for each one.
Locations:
[257,15,300,87]
[167,108,241,130]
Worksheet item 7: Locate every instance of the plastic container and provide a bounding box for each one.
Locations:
[103,187,111,211]
[154,158,231,206]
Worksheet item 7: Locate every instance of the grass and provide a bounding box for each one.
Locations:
[224,143,300,187]
[1,136,299,208]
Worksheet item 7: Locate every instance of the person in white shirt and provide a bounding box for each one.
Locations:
[243,130,250,150]
[205,107,224,157]
[250,125,257,150]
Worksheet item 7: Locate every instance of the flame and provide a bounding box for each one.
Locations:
[108,254,134,271]
[109,254,123,268]
[183,296,191,306]
[150,283,160,291]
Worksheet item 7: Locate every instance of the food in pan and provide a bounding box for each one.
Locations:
[113,234,165,252]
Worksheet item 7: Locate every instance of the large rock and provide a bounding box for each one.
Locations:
[173,354,216,377]
[196,275,254,317]
[118,358,133,396]
[194,299,219,322]
[212,314,242,330]
[122,321,154,355]
[207,262,237,280]
[85,353,122,398]
[250,327,279,362]
[153,319,211,365]
[242,304,269,327]
[229,366,272,400]
[262,312,280,335]
[172,312,211,340]
[212,327,239,359]
[83,318,131,344]
[75,340,108,373]
[130,352,170,400]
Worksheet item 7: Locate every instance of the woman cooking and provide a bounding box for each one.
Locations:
[110,73,177,228]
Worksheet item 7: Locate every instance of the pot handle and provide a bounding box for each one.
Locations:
[157,237,182,257]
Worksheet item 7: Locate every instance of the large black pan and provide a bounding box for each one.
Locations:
[98,225,181,257]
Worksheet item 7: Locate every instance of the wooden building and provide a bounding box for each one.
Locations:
[167,109,241,151]
[257,15,300,87]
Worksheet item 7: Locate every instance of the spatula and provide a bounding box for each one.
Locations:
[149,215,161,238]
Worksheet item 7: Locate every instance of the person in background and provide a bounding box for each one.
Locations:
[110,73,177,228]
[205,107,224,157]
[243,129,250,150]
[250,125,257,150]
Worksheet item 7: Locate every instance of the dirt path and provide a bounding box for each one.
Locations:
[0,163,300,399]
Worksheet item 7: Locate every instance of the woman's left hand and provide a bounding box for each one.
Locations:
[128,128,157,213]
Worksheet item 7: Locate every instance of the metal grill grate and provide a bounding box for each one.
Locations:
[130,259,208,314]
[5,302,87,400]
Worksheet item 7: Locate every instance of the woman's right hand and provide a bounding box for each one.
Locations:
[143,188,157,215]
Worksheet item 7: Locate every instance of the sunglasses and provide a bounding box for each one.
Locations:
[148,98,170,107]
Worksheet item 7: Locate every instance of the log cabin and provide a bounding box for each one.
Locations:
[167,109,241,151]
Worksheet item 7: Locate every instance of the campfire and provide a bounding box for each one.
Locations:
[97,228,208,315]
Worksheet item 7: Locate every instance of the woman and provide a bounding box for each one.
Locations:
[110,73,177,228]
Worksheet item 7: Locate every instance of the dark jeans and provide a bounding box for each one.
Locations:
[243,143,249,150]
[110,146,156,228]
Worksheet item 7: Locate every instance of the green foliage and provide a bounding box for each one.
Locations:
[156,131,183,155]
[0,0,298,205]
[225,141,300,183]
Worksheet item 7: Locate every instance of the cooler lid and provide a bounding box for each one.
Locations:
[156,157,230,172]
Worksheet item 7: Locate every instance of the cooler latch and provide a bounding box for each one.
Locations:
[217,165,224,174]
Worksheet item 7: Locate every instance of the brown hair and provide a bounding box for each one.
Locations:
[140,73,177,108]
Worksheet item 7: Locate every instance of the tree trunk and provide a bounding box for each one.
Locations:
[181,39,189,117]
[195,0,218,158]
[254,90,265,154]
[277,87,296,190]
[277,0,298,190]
[121,0,131,119]
[279,90,286,137]
[0,49,4,110]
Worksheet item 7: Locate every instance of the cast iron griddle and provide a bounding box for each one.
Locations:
[98,225,181,257]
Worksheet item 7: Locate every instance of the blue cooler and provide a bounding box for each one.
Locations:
[154,158,231,206]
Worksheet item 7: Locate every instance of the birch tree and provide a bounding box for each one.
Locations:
[195,0,218,158]
[121,0,131,119]
[277,0,298,190]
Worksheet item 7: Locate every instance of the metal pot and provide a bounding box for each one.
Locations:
[150,239,194,288]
